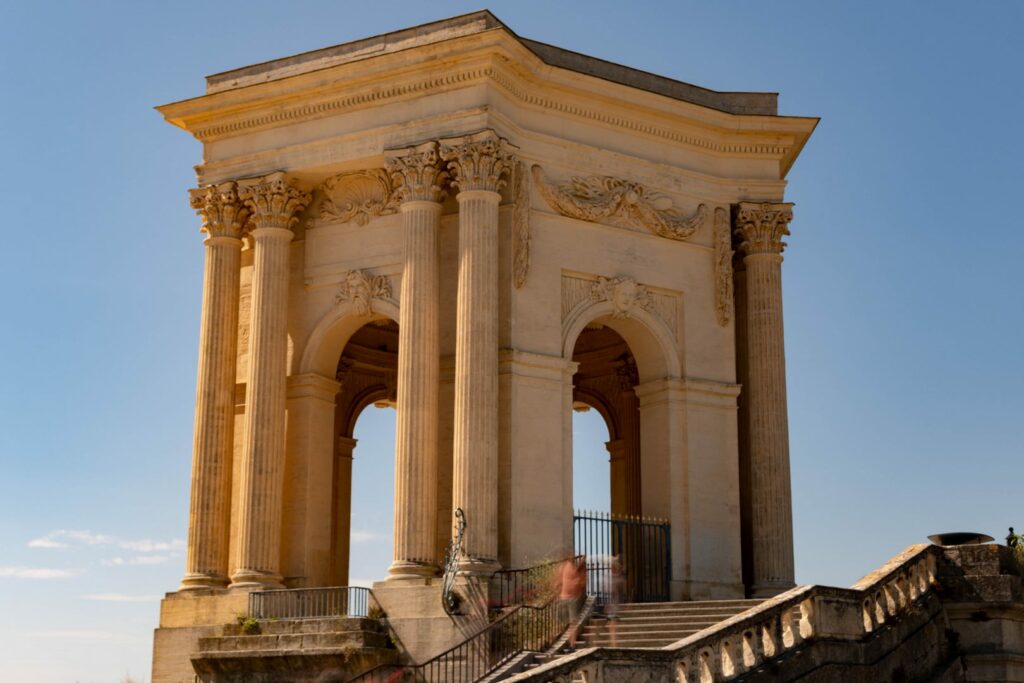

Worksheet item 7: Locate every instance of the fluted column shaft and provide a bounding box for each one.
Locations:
[232,173,310,588]
[181,183,247,589]
[386,143,446,578]
[441,131,515,572]
[735,202,796,597]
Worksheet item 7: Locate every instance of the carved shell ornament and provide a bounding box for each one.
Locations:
[317,169,398,226]
[532,165,706,241]
[335,270,393,317]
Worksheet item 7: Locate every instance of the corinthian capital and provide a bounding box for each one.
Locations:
[189,182,249,239]
[385,141,448,203]
[439,130,516,193]
[238,172,311,232]
[734,202,794,257]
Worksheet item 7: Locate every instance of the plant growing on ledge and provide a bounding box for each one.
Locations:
[236,614,261,635]
[1007,528,1024,573]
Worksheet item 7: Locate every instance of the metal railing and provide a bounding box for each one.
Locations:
[249,585,371,619]
[350,596,571,683]
[492,556,582,609]
[574,510,671,603]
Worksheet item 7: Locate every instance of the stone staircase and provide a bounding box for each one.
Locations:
[192,616,396,682]
[576,599,762,649]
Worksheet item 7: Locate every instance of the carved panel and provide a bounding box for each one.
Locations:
[533,165,705,241]
[713,206,734,326]
[561,274,678,335]
[335,270,395,316]
[512,161,531,289]
[316,169,398,226]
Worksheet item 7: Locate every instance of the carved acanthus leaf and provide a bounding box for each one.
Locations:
[189,182,249,238]
[238,172,311,231]
[335,270,393,317]
[590,276,654,320]
[532,165,705,241]
[734,201,794,256]
[317,170,399,226]
[440,130,516,193]
[512,162,531,289]
[385,142,448,203]
[713,207,734,327]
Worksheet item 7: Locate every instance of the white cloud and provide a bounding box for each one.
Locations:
[0,566,79,579]
[24,630,142,642]
[81,593,161,602]
[101,554,171,567]
[28,529,185,557]
[350,530,378,543]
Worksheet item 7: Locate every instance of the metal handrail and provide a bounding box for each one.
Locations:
[249,585,371,619]
[349,595,571,683]
[442,508,466,615]
[492,555,583,609]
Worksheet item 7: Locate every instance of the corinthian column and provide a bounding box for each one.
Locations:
[384,142,447,578]
[440,131,515,573]
[734,201,796,597]
[231,172,310,588]
[180,182,247,590]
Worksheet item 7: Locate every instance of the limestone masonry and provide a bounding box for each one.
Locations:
[151,11,1024,683]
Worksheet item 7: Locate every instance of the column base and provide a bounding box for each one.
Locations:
[456,557,501,577]
[387,561,439,581]
[179,572,230,590]
[750,580,796,599]
[229,569,284,590]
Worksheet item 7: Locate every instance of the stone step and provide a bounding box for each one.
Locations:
[580,632,698,648]
[589,611,743,624]
[615,599,760,611]
[581,621,719,636]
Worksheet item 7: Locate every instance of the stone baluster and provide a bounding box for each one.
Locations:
[180,182,248,590]
[734,202,796,598]
[231,172,310,588]
[440,130,515,572]
[384,142,447,578]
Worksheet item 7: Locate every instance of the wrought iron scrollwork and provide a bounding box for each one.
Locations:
[441,507,466,614]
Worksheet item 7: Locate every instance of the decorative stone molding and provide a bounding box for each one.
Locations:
[511,161,531,289]
[385,141,448,203]
[238,171,311,231]
[189,182,249,238]
[713,206,734,326]
[532,165,706,241]
[335,270,394,316]
[561,274,679,336]
[316,169,398,226]
[734,201,794,257]
[591,276,654,320]
[440,130,516,193]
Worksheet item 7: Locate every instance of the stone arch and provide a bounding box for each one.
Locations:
[561,300,681,383]
[298,297,401,377]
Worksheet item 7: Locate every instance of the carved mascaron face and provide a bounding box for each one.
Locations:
[612,279,639,316]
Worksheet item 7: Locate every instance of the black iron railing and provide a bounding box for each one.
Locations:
[492,555,582,608]
[249,586,371,619]
[573,510,671,603]
[349,596,570,683]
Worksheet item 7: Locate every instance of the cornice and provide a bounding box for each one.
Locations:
[158,32,816,176]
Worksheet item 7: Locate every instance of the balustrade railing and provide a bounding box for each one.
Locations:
[493,556,582,608]
[507,544,940,683]
[249,586,371,620]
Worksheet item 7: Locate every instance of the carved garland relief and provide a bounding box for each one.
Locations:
[532,165,705,241]
[713,207,734,327]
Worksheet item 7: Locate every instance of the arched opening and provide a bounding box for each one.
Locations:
[571,323,642,518]
[328,319,399,586]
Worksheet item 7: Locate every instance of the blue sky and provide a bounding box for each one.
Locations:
[1,1,1021,681]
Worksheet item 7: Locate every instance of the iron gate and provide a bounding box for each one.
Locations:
[573,510,671,603]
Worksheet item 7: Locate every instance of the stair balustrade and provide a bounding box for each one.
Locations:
[248,585,371,619]
[506,544,940,683]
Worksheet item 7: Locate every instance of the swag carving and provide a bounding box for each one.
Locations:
[317,169,399,226]
[335,270,394,317]
[713,207,734,327]
[512,162,531,289]
[532,165,706,241]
